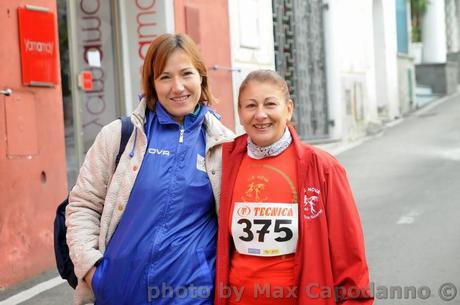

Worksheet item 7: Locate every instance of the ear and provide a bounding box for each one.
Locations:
[286,99,294,121]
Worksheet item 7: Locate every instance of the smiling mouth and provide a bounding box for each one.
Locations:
[170,95,190,103]
[253,123,272,130]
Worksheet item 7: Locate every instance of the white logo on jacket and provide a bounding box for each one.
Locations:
[196,154,206,172]
[304,186,323,220]
[148,148,170,156]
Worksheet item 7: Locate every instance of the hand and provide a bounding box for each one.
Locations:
[84,266,97,291]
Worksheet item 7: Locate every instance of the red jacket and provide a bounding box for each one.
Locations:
[215,126,373,305]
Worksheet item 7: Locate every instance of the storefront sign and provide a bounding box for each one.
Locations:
[18,6,58,86]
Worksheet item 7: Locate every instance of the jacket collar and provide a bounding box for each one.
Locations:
[131,97,148,129]
[228,124,307,161]
[203,111,235,151]
[132,97,235,150]
[154,101,206,128]
[288,124,307,161]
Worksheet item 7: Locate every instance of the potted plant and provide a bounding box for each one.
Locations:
[410,0,428,63]
[411,0,428,42]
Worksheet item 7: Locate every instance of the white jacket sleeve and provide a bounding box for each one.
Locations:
[65,120,121,280]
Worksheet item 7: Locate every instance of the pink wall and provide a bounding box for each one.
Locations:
[0,0,67,288]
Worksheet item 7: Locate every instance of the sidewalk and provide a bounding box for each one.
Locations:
[315,90,460,156]
[0,269,71,305]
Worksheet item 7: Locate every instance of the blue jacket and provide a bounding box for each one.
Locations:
[92,103,218,305]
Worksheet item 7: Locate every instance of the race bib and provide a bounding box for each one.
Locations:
[231,202,298,257]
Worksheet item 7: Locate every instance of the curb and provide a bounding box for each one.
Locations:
[316,91,460,156]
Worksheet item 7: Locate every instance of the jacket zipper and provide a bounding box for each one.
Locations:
[179,128,184,143]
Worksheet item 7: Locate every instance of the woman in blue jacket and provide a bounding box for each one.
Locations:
[66,33,234,305]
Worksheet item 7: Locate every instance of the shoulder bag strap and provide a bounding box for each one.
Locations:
[115,116,134,167]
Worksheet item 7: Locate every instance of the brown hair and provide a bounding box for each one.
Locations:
[142,33,215,111]
[238,69,291,106]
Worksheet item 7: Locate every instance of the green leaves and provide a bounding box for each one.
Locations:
[410,0,428,42]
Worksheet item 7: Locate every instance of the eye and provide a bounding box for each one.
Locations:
[245,103,256,109]
[158,74,170,81]
[183,70,196,77]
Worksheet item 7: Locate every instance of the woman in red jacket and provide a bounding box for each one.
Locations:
[215,70,373,305]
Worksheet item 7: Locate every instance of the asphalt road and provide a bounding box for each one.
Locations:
[337,94,460,304]
[1,95,459,304]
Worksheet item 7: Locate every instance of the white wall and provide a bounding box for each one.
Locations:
[325,0,378,140]
[422,0,447,63]
[324,0,399,141]
[378,0,400,120]
[228,0,275,135]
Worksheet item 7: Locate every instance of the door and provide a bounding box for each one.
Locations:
[273,0,329,140]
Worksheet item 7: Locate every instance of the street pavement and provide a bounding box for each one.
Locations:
[337,94,460,304]
[1,94,459,304]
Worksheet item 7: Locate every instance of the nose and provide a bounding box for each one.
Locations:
[171,77,184,93]
[254,105,268,120]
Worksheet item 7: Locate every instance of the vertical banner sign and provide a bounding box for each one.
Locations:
[121,0,173,112]
[18,7,58,87]
[74,0,118,151]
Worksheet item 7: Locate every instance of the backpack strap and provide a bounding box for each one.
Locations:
[115,116,134,166]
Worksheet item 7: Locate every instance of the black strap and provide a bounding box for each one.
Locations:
[115,116,134,166]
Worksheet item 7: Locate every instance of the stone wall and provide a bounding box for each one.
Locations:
[415,62,458,95]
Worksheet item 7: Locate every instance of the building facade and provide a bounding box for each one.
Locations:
[416,0,459,97]
[396,0,417,114]
[228,0,276,135]
[0,0,67,288]
[63,0,235,171]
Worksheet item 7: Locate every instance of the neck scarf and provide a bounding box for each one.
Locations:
[247,127,292,159]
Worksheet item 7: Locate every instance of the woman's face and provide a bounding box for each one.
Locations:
[154,50,202,123]
[238,80,293,147]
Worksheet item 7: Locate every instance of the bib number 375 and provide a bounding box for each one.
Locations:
[232,202,298,257]
[238,219,293,242]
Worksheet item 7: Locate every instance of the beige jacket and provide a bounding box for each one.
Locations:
[66,99,234,305]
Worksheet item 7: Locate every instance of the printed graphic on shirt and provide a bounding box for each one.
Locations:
[196,154,206,172]
[232,202,298,257]
[304,186,323,220]
[242,175,268,202]
[240,164,298,203]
